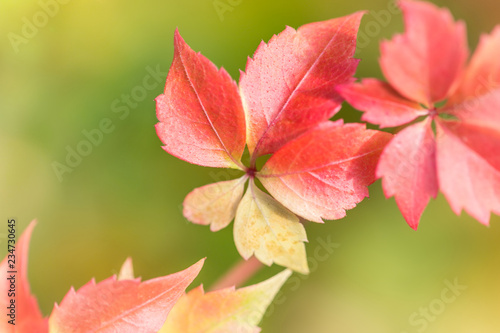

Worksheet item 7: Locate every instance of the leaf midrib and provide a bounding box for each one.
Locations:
[251,17,351,158]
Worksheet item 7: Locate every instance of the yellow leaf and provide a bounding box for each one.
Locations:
[159,270,292,333]
[234,180,309,274]
[183,177,247,231]
[117,257,134,281]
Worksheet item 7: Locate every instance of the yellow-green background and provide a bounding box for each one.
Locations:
[1,0,499,331]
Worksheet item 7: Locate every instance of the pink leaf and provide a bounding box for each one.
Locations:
[48,259,204,333]
[156,29,246,169]
[444,89,500,126]
[438,120,500,171]
[239,12,364,159]
[376,120,438,229]
[380,0,468,106]
[337,78,425,128]
[449,25,500,104]
[0,220,48,333]
[436,120,500,224]
[259,121,392,222]
[443,25,500,125]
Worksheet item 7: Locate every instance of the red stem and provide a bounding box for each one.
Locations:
[209,256,264,291]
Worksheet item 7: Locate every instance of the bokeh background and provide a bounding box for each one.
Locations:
[1,0,499,331]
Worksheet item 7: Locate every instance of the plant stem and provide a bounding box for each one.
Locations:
[209,256,264,291]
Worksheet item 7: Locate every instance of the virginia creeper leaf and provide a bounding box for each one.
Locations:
[159,270,292,333]
[376,119,438,229]
[0,220,48,333]
[259,121,393,222]
[436,120,500,224]
[48,259,204,333]
[234,181,309,274]
[183,177,247,231]
[446,89,500,126]
[341,1,500,228]
[437,120,500,171]
[155,14,396,267]
[337,78,425,128]
[240,12,364,158]
[380,0,468,106]
[449,25,500,104]
[155,29,246,169]
[445,26,500,125]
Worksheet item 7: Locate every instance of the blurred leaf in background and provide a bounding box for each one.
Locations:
[1,0,499,332]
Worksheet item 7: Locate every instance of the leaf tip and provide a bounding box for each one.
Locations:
[173,28,188,51]
[350,10,368,23]
[173,27,181,40]
[118,257,135,281]
[192,258,206,273]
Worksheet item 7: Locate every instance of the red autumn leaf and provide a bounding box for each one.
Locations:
[448,26,500,104]
[436,120,500,224]
[240,12,364,160]
[444,26,500,126]
[116,257,291,333]
[376,119,438,229]
[336,78,426,128]
[379,0,468,106]
[0,220,48,333]
[157,15,391,272]
[259,121,392,222]
[437,121,500,172]
[48,259,204,333]
[339,0,500,228]
[446,89,500,126]
[156,29,246,170]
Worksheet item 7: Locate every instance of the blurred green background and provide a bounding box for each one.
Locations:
[1,0,499,331]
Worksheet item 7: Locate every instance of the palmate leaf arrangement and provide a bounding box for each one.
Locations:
[157,0,500,272]
[3,1,499,332]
